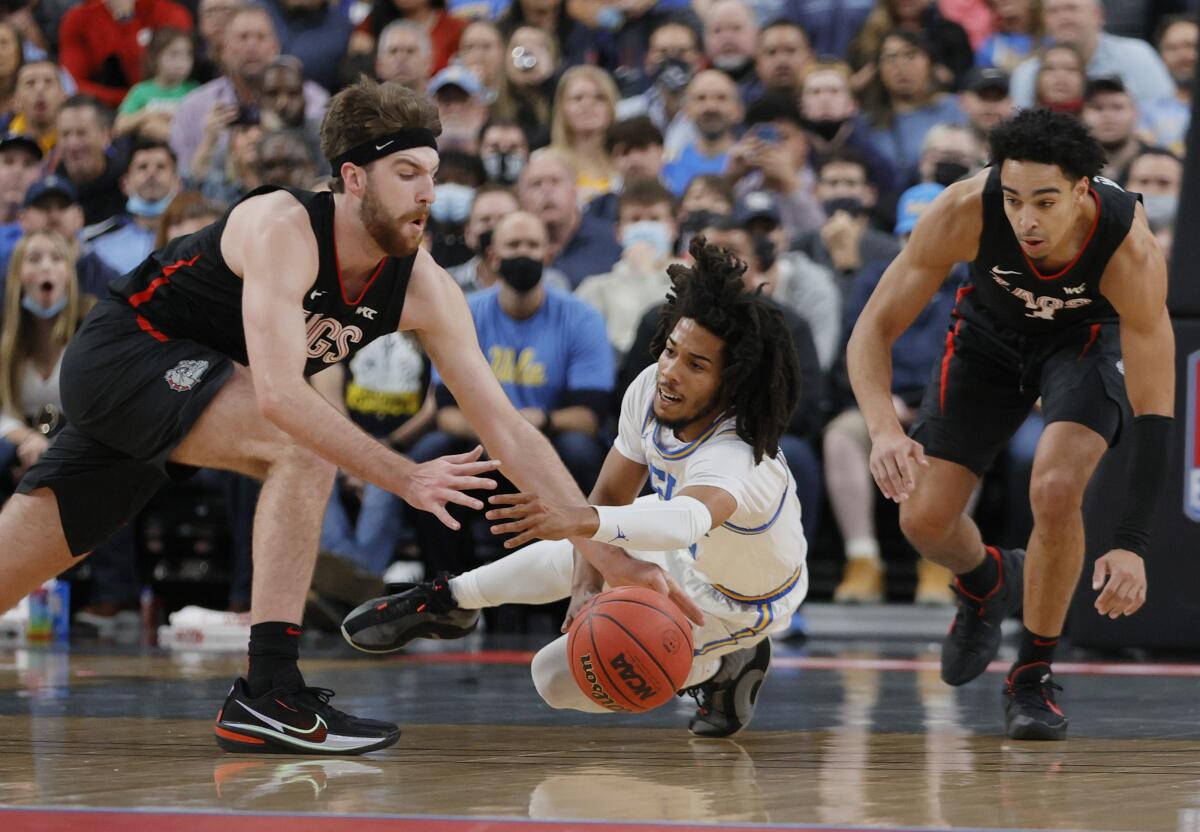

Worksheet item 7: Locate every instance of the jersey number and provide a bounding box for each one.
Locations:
[1011,288,1091,320]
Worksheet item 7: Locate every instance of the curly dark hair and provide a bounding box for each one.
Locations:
[988,107,1107,182]
[648,236,801,464]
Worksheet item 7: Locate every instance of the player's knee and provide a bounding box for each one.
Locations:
[530,645,576,710]
[1029,467,1084,521]
[899,501,954,548]
[270,440,336,482]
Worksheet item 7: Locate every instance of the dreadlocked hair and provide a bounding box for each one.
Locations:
[649,235,802,464]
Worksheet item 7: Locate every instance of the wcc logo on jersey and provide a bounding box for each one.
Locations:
[1185,352,1200,522]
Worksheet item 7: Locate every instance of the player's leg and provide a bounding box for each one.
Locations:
[0,492,79,614]
[341,538,577,652]
[898,457,983,572]
[530,635,617,713]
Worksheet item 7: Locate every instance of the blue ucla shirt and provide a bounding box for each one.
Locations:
[435,287,614,411]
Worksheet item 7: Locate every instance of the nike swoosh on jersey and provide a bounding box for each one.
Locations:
[238,701,329,742]
[990,267,1023,275]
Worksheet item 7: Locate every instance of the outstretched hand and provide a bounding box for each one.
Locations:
[604,557,706,627]
[402,445,502,530]
[486,491,598,549]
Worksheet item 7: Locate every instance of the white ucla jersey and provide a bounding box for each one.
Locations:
[614,365,807,600]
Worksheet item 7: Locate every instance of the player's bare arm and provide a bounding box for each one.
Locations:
[847,173,985,502]
[1092,203,1177,618]
[225,193,501,528]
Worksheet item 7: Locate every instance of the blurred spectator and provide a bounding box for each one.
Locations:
[54,95,128,226]
[824,183,957,604]
[1080,76,1146,181]
[351,0,467,76]
[661,69,740,196]
[796,148,901,300]
[679,173,733,218]
[799,58,899,195]
[478,117,529,186]
[58,0,193,110]
[849,0,974,93]
[566,0,662,95]
[975,0,1044,72]
[960,67,1013,149]
[1124,147,1182,256]
[551,65,619,202]
[491,25,560,147]
[861,30,968,174]
[313,331,435,575]
[257,57,325,173]
[16,176,119,297]
[115,28,196,143]
[456,19,505,99]
[193,0,240,85]
[1009,0,1174,108]
[1140,15,1197,158]
[726,92,824,240]
[499,0,592,69]
[429,65,489,153]
[409,210,613,573]
[10,60,64,156]
[517,147,618,288]
[743,20,812,104]
[169,5,328,177]
[260,0,352,93]
[780,0,874,60]
[154,190,225,246]
[0,133,41,242]
[1033,41,1086,114]
[576,178,677,358]
[256,128,319,189]
[375,21,433,91]
[90,139,180,274]
[586,115,665,224]
[615,16,703,157]
[197,119,262,203]
[734,189,841,372]
[0,21,24,126]
[428,149,485,268]
[703,0,759,88]
[916,123,984,188]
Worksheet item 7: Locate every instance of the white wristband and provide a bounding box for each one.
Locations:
[591,496,713,551]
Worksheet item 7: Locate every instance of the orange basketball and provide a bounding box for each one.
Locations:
[567,586,695,713]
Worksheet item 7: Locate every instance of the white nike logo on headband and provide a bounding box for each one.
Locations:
[375,140,394,151]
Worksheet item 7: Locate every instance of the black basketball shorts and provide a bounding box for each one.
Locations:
[910,317,1130,476]
[17,298,234,555]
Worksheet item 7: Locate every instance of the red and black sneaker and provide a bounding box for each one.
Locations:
[941,547,1024,686]
[341,573,479,654]
[214,677,400,755]
[1004,661,1068,741]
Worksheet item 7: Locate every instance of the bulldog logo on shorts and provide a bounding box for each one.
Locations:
[165,359,210,392]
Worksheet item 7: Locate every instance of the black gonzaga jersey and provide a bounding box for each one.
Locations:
[109,186,417,376]
[962,166,1138,335]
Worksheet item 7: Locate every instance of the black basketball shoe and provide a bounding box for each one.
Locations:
[941,547,1024,686]
[341,572,479,654]
[685,638,772,738]
[1004,662,1068,740]
[214,677,400,754]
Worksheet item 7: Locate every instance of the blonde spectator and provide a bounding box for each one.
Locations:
[492,25,560,147]
[115,28,197,142]
[550,65,619,203]
[1033,42,1086,114]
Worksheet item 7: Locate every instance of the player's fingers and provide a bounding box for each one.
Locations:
[443,444,485,464]
[869,458,896,500]
[1127,588,1147,615]
[1095,578,1124,615]
[444,490,484,511]
[913,441,930,468]
[489,515,533,534]
[448,476,499,492]
[665,578,705,626]
[1091,558,1110,590]
[881,453,909,501]
[432,504,461,531]
[504,530,538,549]
[898,452,918,494]
[488,492,532,506]
[450,460,503,478]
[484,504,527,521]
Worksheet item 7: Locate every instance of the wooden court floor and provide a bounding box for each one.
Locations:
[1,638,1199,832]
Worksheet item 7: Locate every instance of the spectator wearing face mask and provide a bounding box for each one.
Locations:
[88,139,181,275]
[616,17,704,159]
[428,150,485,271]
[407,210,613,575]
[795,149,901,300]
[478,118,529,187]
[576,178,679,360]
[1124,147,1182,257]
[914,122,984,190]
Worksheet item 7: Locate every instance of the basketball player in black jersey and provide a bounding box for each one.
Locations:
[0,78,700,755]
[849,109,1175,740]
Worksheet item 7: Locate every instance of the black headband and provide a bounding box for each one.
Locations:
[328,128,438,173]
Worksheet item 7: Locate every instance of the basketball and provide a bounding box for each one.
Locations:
[566,586,695,713]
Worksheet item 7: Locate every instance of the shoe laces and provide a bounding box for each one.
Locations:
[1007,667,1063,710]
[681,683,714,717]
[294,686,353,721]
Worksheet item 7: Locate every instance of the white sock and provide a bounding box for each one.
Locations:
[448,539,575,609]
[530,635,611,713]
[844,536,881,562]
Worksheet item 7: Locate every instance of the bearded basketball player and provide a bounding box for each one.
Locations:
[0,78,698,755]
[848,108,1174,740]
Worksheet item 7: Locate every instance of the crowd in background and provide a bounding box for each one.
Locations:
[0,0,1192,634]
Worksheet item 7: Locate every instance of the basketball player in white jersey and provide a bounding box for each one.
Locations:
[343,237,808,737]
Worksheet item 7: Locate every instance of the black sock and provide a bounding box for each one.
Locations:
[247,621,303,697]
[955,546,1001,599]
[1015,627,1059,669]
